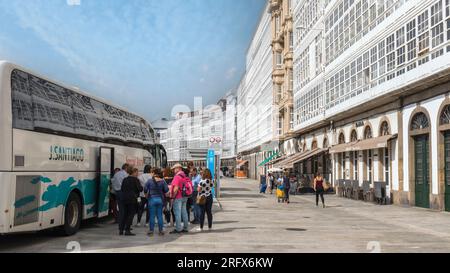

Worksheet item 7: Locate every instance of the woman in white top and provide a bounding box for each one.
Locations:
[197,168,214,231]
[136,165,153,227]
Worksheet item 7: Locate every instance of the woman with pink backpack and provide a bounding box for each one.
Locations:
[169,163,193,234]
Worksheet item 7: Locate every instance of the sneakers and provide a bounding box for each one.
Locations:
[159,231,165,236]
[145,224,149,228]
[169,230,182,234]
[135,223,141,227]
[124,231,136,236]
[147,231,154,237]
[196,227,203,232]
[181,230,189,233]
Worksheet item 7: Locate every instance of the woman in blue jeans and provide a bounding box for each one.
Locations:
[196,168,214,232]
[145,168,169,236]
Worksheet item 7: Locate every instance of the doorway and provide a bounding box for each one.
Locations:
[444,131,450,212]
[414,135,430,209]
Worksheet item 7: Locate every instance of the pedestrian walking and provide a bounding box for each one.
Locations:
[277,176,283,187]
[109,168,121,223]
[119,167,143,236]
[190,168,202,224]
[260,174,267,194]
[283,173,291,204]
[170,163,193,234]
[145,168,169,236]
[183,167,195,222]
[276,177,285,203]
[163,167,175,226]
[112,164,129,230]
[314,173,326,208]
[196,168,214,232]
[136,165,153,227]
[268,173,275,194]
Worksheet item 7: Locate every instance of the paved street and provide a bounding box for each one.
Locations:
[1,178,450,253]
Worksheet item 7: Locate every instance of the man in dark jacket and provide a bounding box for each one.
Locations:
[119,167,143,236]
[283,173,291,204]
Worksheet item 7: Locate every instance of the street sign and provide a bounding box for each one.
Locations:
[209,136,222,144]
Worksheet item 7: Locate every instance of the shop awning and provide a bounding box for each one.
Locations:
[284,148,329,169]
[329,134,398,153]
[236,160,248,168]
[301,148,329,161]
[274,150,313,169]
[351,134,397,151]
[329,142,357,154]
[273,155,295,169]
[258,152,279,167]
[265,155,286,166]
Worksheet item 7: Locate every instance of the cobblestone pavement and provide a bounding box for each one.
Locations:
[1,178,450,253]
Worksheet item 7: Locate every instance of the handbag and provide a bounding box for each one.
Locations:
[323,181,330,191]
[196,195,207,205]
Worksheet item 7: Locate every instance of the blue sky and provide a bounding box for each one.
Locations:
[0,0,266,121]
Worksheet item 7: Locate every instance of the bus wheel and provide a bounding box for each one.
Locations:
[62,192,82,236]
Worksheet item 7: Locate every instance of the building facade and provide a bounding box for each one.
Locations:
[290,0,450,211]
[160,93,237,170]
[221,92,238,169]
[269,0,298,157]
[151,118,169,143]
[237,1,274,180]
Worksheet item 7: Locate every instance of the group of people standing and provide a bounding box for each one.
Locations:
[109,162,215,236]
[263,172,327,208]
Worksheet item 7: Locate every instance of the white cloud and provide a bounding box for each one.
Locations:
[10,1,127,97]
[200,78,205,83]
[67,0,81,6]
[0,35,6,56]
[226,67,237,79]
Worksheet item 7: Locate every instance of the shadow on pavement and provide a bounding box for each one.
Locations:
[0,232,57,252]
[286,228,307,232]
[220,193,266,198]
[220,188,252,192]
[204,227,256,233]
[158,227,257,237]
[213,221,240,224]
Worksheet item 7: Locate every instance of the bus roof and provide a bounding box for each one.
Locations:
[0,60,156,133]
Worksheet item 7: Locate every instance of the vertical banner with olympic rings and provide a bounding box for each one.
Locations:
[207,149,215,181]
[207,149,216,197]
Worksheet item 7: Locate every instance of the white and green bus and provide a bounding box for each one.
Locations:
[0,61,167,235]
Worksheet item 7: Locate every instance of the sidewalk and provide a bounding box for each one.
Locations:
[1,178,450,253]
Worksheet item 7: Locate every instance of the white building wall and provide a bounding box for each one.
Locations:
[223,94,237,159]
[237,3,273,154]
[424,96,443,195]
[402,104,415,192]
[392,140,399,191]
[294,0,450,130]
[401,95,447,194]
[160,105,226,162]
[406,95,445,194]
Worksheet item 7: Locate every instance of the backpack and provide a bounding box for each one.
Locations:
[178,174,193,198]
